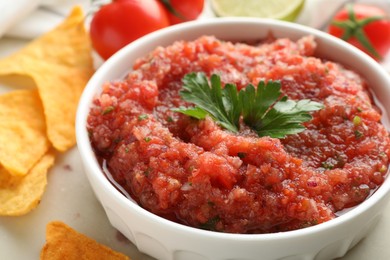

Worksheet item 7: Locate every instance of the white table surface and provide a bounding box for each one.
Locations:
[1,2,390,259]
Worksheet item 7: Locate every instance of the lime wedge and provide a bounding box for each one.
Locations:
[210,0,305,21]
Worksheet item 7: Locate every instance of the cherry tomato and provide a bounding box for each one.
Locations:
[160,0,205,25]
[328,4,390,60]
[90,0,169,60]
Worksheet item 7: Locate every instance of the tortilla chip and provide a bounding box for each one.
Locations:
[0,89,50,176]
[40,221,130,260]
[0,150,55,216]
[0,6,94,152]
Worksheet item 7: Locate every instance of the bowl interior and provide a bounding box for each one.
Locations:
[76,18,390,240]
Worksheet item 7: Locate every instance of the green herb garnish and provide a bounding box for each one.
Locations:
[354,130,364,139]
[199,216,220,231]
[174,73,241,132]
[237,152,247,159]
[138,114,148,121]
[174,72,324,138]
[166,116,174,122]
[113,137,122,144]
[144,167,152,176]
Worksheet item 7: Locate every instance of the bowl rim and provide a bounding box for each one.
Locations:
[76,17,390,241]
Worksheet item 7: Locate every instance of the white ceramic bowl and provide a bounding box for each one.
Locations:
[76,18,390,260]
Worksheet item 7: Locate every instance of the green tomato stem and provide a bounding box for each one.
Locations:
[331,3,383,59]
[159,0,187,21]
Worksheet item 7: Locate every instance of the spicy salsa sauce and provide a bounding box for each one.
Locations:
[87,36,390,233]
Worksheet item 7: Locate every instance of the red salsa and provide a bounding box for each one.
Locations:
[87,36,390,233]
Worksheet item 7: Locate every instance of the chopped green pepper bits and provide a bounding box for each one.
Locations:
[353,115,361,126]
[102,106,114,115]
[321,161,334,170]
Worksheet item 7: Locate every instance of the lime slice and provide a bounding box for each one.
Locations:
[210,0,305,21]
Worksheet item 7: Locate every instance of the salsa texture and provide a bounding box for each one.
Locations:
[87,35,390,233]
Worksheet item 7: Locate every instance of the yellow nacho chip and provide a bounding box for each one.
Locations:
[0,150,55,216]
[0,6,94,152]
[40,221,130,260]
[0,89,50,176]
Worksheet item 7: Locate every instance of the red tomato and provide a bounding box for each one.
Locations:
[328,4,390,60]
[161,0,205,25]
[90,0,169,60]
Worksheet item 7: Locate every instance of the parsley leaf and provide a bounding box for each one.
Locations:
[173,73,240,132]
[174,72,324,138]
[173,106,208,120]
[240,81,324,138]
